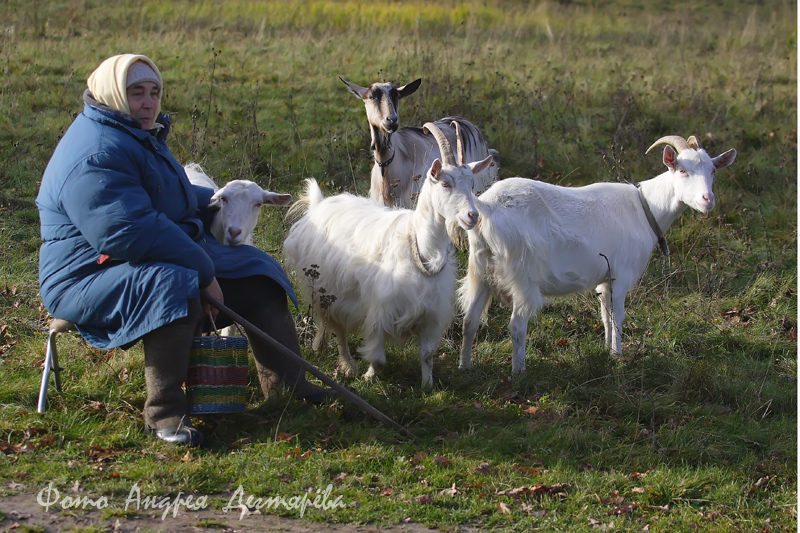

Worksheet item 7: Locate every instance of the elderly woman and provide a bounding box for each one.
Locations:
[36,54,333,446]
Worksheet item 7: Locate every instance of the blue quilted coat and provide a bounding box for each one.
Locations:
[37,101,296,349]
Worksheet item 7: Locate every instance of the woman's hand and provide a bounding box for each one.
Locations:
[201,277,224,323]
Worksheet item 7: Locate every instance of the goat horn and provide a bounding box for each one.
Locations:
[423,122,456,166]
[687,135,701,150]
[451,120,465,165]
[646,135,691,154]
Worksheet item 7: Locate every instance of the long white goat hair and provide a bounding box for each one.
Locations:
[340,77,498,208]
[183,162,290,246]
[284,122,492,387]
[459,135,737,375]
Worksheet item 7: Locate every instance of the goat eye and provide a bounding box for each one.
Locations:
[441,182,451,188]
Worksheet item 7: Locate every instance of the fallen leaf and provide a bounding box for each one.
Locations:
[498,502,512,514]
[24,427,46,439]
[275,432,294,443]
[608,502,639,515]
[407,494,433,504]
[600,490,624,506]
[754,476,770,488]
[439,483,459,497]
[85,445,122,463]
[380,488,393,497]
[517,466,542,476]
[85,400,103,413]
[523,406,541,417]
[632,487,645,494]
[229,437,251,450]
[332,472,348,484]
[474,461,492,475]
[644,504,669,512]
[411,451,427,464]
[37,436,56,448]
[434,456,449,466]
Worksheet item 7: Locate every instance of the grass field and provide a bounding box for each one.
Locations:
[0,0,796,531]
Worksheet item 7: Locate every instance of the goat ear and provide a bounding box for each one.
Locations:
[208,195,221,211]
[339,76,368,99]
[662,146,677,171]
[398,78,421,98]
[469,155,494,176]
[712,148,736,170]
[262,191,292,206]
[428,159,443,182]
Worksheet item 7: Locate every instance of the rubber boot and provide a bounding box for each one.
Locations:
[142,298,204,446]
[218,277,336,405]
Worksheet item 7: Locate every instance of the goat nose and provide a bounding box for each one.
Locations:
[228,228,242,239]
[468,211,479,225]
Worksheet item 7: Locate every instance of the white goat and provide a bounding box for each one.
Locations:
[340,76,498,208]
[183,163,291,245]
[284,123,493,387]
[459,135,737,374]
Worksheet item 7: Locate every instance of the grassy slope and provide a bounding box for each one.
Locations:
[0,1,796,530]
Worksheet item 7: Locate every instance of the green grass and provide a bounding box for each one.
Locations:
[0,0,796,531]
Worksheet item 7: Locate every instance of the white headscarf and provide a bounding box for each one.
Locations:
[87,54,163,117]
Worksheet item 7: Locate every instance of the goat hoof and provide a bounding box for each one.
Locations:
[337,362,358,377]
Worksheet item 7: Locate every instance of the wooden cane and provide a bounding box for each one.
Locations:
[200,293,415,439]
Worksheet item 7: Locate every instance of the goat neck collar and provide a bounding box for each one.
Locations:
[635,183,670,256]
[375,149,395,175]
[409,233,451,276]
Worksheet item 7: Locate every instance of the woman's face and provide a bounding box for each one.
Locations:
[126,81,160,130]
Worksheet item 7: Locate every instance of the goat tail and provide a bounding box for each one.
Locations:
[456,265,493,324]
[286,178,324,222]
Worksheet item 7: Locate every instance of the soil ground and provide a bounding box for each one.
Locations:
[0,491,444,533]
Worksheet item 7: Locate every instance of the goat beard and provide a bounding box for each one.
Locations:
[447,219,469,250]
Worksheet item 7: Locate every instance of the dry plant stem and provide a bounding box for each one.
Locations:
[200,292,416,440]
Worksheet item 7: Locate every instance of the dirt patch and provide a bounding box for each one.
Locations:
[0,491,442,533]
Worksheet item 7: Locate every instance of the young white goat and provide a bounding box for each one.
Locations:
[284,123,492,387]
[458,135,737,374]
[183,163,291,246]
[340,76,498,208]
